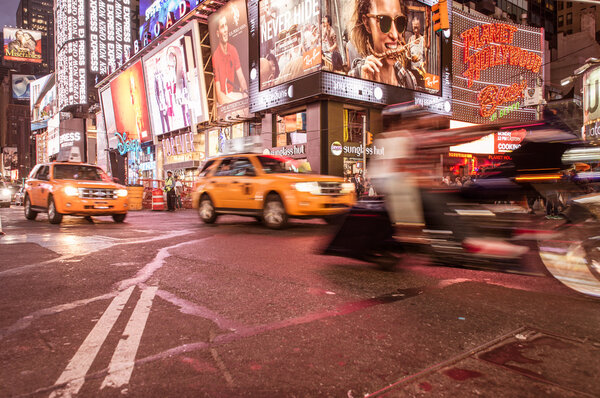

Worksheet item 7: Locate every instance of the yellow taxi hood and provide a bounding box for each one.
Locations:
[54,180,125,189]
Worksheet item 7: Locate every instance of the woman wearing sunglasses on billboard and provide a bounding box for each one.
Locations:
[349,0,417,89]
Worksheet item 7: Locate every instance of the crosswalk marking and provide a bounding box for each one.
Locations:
[49,286,135,398]
[101,286,158,389]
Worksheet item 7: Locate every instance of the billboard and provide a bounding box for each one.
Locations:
[139,0,201,42]
[583,66,600,141]
[56,0,87,110]
[452,9,544,124]
[12,74,37,100]
[108,61,152,143]
[208,0,251,120]
[322,0,441,94]
[2,147,18,170]
[89,0,133,75]
[30,75,52,111]
[143,21,209,136]
[3,28,42,63]
[59,118,86,158]
[258,0,322,90]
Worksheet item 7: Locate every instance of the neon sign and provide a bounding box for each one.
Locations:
[115,132,142,155]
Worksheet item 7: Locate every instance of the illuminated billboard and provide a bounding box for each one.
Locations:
[322,0,441,94]
[108,61,152,143]
[258,0,322,90]
[248,0,452,114]
[583,66,600,141]
[3,28,42,63]
[452,9,544,124]
[143,21,209,136]
[56,0,87,110]
[140,0,201,43]
[12,74,37,100]
[208,0,251,120]
[89,0,133,75]
[30,75,52,111]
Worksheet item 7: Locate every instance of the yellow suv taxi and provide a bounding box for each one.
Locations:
[192,154,355,229]
[24,162,129,224]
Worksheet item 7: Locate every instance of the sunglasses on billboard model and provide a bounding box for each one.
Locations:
[365,14,407,34]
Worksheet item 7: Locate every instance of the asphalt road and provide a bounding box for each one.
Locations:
[1,206,599,397]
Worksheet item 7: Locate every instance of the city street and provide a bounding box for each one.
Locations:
[1,206,599,397]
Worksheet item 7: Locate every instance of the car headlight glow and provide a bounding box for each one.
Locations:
[341,183,355,194]
[294,182,320,194]
[64,186,79,196]
[2,188,10,196]
[117,189,128,197]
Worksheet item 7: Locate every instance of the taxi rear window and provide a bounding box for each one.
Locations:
[54,165,105,181]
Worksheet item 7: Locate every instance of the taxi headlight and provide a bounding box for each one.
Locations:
[116,189,128,197]
[341,183,355,194]
[294,182,320,194]
[64,186,79,196]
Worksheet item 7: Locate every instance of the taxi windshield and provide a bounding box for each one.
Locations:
[54,165,106,181]
[257,156,312,174]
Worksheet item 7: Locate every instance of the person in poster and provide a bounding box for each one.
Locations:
[406,17,427,87]
[349,0,417,88]
[322,15,343,72]
[3,28,42,62]
[212,14,248,106]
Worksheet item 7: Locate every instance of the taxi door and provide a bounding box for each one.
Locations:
[227,157,260,210]
[28,165,49,207]
[206,158,235,209]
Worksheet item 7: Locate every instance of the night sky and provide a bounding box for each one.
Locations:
[0,0,18,30]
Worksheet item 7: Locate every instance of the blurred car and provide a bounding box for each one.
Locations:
[24,162,129,224]
[192,154,355,229]
[13,186,25,206]
[0,181,11,207]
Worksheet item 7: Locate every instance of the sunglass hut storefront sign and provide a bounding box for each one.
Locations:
[452,10,543,124]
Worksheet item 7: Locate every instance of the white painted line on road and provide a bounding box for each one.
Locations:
[101,285,158,390]
[49,286,135,398]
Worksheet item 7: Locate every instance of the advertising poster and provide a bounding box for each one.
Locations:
[12,75,37,100]
[2,147,18,170]
[208,0,251,120]
[259,0,322,90]
[452,9,543,124]
[143,22,209,136]
[30,75,52,111]
[322,0,440,93]
[139,0,201,41]
[100,87,119,150]
[583,66,600,141]
[3,27,42,63]
[109,61,152,143]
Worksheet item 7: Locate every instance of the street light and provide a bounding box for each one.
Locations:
[562,58,600,86]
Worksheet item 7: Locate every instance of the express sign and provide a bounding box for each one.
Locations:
[452,9,544,124]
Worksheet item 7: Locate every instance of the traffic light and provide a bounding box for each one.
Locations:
[432,0,449,32]
[366,132,373,146]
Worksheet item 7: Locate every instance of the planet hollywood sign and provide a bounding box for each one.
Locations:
[452,10,543,124]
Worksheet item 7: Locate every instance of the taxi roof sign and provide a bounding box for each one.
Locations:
[56,146,83,163]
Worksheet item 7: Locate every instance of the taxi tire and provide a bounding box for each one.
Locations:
[47,196,63,224]
[112,214,127,223]
[24,195,38,220]
[199,195,217,224]
[263,194,288,229]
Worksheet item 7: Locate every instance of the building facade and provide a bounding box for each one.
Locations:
[16,0,54,73]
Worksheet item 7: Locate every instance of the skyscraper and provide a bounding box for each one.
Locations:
[16,0,54,73]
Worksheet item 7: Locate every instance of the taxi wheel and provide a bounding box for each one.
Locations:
[24,195,38,220]
[112,214,127,223]
[47,196,63,224]
[263,194,288,229]
[199,195,217,224]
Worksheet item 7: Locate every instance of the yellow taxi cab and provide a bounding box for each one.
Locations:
[24,161,129,224]
[192,153,355,229]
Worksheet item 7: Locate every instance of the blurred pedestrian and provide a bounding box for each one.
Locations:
[164,171,176,211]
[352,173,364,197]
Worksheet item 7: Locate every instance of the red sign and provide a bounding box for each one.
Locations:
[494,129,526,153]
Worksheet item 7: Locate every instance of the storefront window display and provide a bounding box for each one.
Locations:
[275,111,307,147]
[343,108,366,144]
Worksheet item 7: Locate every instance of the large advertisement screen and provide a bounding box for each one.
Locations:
[139,0,201,42]
[259,0,322,90]
[143,21,209,136]
[208,0,251,120]
[583,66,600,141]
[3,28,42,63]
[452,9,543,124]
[12,74,37,100]
[322,0,440,94]
[109,61,152,143]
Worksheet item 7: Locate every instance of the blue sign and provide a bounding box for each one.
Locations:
[115,132,142,156]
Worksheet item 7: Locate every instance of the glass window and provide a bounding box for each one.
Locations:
[275,111,306,147]
[344,109,367,144]
[53,165,106,181]
[36,165,49,180]
[567,1,572,8]
[558,15,564,27]
[214,158,234,176]
[257,156,308,174]
[558,2,563,10]
[229,157,255,176]
[198,159,216,177]
[567,12,572,24]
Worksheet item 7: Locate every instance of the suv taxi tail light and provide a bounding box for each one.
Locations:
[294,182,320,194]
[64,186,79,196]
